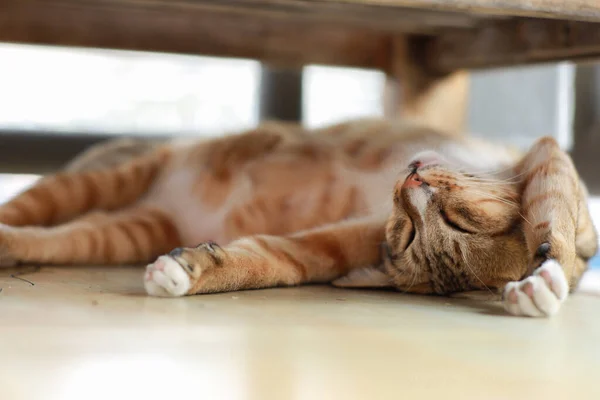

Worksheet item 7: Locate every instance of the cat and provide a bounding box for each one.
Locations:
[0,119,596,318]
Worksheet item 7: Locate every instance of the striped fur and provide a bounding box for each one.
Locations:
[0,119,596,316]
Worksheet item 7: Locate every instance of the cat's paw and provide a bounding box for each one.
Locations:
[144,242,224,297]
[502,260,568,317]
[144,255,191,297]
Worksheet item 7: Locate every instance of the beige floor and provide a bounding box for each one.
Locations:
[1,265,599,400]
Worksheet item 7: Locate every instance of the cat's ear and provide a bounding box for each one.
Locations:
[332,266,393,288]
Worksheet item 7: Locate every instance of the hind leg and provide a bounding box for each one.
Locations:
[0,206,181,267]
[0,150,167,227]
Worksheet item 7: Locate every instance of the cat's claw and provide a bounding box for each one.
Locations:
[144,255,191,297]
[502,259,568,317]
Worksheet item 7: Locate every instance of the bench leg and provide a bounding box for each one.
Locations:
[384,37,469,136]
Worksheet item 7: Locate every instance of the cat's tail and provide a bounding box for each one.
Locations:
[0,145,172,227]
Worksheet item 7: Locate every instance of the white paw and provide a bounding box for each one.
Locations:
[503,260,569,317]
[144,255,191,297]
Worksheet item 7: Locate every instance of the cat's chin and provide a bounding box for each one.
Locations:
[404,186,430,217]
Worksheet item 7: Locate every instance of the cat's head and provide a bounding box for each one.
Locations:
[384,151,528,294]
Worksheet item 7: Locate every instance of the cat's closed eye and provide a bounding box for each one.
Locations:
[404,227,416,249]
[439,208,475,234]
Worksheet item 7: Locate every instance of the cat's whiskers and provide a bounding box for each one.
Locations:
[461,244,495,295]
[399,262,420,294]
[459,173,524,185]
[463,188,532,227]
[461,184,519,198]
[463,189,519,208]
[463,167,532,185]
[519,212,533,227]
[460,176,520,185]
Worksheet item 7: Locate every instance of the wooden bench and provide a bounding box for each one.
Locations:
[2,0,600,133]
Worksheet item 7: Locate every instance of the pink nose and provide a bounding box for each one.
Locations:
[402,173,423,189]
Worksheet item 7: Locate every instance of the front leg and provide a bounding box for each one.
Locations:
[503,137,598,317]
[144,217,385,296]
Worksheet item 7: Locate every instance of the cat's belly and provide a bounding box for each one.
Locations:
[143,162,393,246]
[141,136,516,247]
[142,169,230,247]
[220,164,387,240]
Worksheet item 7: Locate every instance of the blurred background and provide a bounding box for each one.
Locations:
[1,42,600,239]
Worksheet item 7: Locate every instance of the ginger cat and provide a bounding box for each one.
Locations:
[0,119,596,317]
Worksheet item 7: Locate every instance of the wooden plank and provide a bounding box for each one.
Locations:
[173,0,483,32]
[2,1,600,73]
[0,1,393,70]
[0,0,482,40]
[427,18,600,72]
[334,0,600,22]
[384,38,468,135]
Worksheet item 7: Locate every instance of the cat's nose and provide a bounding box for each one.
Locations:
[408,160,422,173]
[402,172,423,189]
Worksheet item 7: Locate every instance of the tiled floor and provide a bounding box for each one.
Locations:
[1,265,600,400]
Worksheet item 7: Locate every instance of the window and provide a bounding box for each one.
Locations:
[0,43,260,136]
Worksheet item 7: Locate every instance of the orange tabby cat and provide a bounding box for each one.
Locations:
[0,119,596,317]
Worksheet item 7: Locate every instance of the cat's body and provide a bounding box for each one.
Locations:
[71,120,520,247]
[0,119,596,317]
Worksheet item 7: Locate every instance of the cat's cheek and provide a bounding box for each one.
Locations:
[144,255,191,297]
